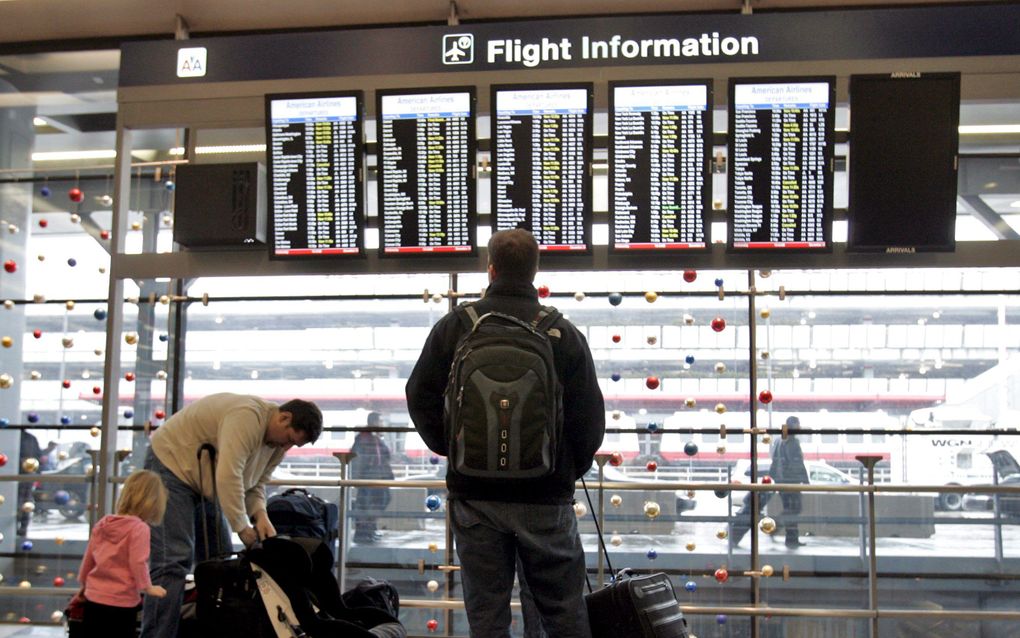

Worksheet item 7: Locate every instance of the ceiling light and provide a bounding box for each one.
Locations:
[168,144,266,156]
[958,124,1020,135]
[32,117,47,127]
[32,150,116,161]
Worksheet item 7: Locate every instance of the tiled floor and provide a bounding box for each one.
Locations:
[0,627,64,637]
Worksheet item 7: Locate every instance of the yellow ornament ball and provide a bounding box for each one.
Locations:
[761,564,774,577]
[55,536,65,546]
[716,444,727,455]
[762,434,772,444]
[0,494,5,504]
[716,529,729,540]
[58,451,69,461]
[643,501,661,519]
[760,308,771,319]
[427,542,438,554]
[715,403,727,415]
[90,427,100,437]
[0,373,12,389]
[426,580,439,593]
[610,494,622,507]
[644,291,658,303]
[21,458,39,473]
[1,336,12,348]
[65,300,75,311]
[131,221,142,231]
[124,332,139,345]
[685,541,696,552]
[684,397,696,408]
[759,516,777,535]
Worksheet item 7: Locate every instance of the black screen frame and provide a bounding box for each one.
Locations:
[609,79,713,254]
[490,82,594,254]
[375,85,478,258]
[847,72,961,254]
[265,90,366,260]
[726,75,836,253]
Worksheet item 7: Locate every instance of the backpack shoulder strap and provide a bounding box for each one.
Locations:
[534,305,562,339]
[454,302,481,331]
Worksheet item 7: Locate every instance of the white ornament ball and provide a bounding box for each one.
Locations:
[156,370,168,380]
[52,610,64,623]
[573,502,587,518]
[2,300,12,309]
[426,580,439,593]
[610,494,622,507]
[610,534,623,547]
[761,564,774,577]
[714,362,727,374]
[21,501,35,514]
[573,291,585,302]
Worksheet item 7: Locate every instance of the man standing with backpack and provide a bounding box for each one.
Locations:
[406,229,605,638]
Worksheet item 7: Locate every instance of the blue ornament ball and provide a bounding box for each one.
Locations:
[40,186,51,198]
[683,441,699,457]
[93,309,107,321]
[27,413,39,424]
[714,278,724,288]
[714,488,728,499]
[164,180,176,191]
[684,580,697,593]
[0,417,8,427]
[54,490,71,506]
[67,258,77,267]
[60,416,71,425]
[610,373,621,382]
[608,292,623,307]
[158,333,169,342]
[716,614,728,625]
[645,422,658,433]
[21,540,33,551]
[685,354,695,365]
[429,455,440,465]
[425,494,442,512]
[124,409,134,419]
[646,549,658,560]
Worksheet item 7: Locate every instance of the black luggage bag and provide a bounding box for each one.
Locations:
[267,487,340,545]
[194,554,277,638]
[586,569,688,638]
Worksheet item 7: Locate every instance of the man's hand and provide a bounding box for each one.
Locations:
[238,526,260,548]
[144,585,167,598]
[251,509,277,541]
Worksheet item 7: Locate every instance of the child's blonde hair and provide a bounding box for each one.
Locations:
[116,469,167,525]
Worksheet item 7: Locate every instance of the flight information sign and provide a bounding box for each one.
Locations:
[266,92,364,257]
[378,88,476,255]
[727,78,834,251]
[610,81,711,251]
[492,84,593,252]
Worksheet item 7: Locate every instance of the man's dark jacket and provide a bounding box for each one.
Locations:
[405,277,606,504]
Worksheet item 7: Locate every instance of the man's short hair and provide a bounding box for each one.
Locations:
[280,399,323,444]
[367,412,383,427]
[785,416,800,428]
[488,229,539,282]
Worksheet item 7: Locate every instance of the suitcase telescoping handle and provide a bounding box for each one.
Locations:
[580,476,616,589]
[196,443,225,560]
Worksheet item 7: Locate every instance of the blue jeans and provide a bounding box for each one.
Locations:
[450,499,591,638]
[140,448,230,638]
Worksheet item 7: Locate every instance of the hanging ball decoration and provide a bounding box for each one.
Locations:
[21,503,36,516]
[644,291,658,303]
[52,610,64,622]
[573,291,586,302]
[608,292,623,306]
[717,443,727,454]
[159,333,169,342]
[685,541,696,552]
[68,187,84,203]
[685,354,696,365]
[27,412,39,423]
[40,186,51,197]
[758,389,773,404]
[125,372,136,382]
[611,410,622,421]
[426,619,439,633]
[610,494,623,507]
[124,409,134,419]
[646,335,657,346]
[760,308,771,319]
[643,501,661,519]
[684,581,697,593]
[759,517,777,535]
[59,416,70,425]
[684,442,699,457]
[428,455,440,465]
[646,549,658,560]
[430,293,443,303]
[0,418,7,426]
[714,568,729,583]
[0,453,7,466]
[683,270,697,283]
[0,374,12,389]
[646,460,658,472]
[70,213,81,224]
[610,373,621,382]
[710,316,726,332]
[62,337,74,349]
[65,300,76,311]
[611,334,621,344]
[67,258,77,268]
[425,494,442,512]
[645,376,660,390]
[715,403,727,415]
[1,336,11,348]
[683,313,695,325]
[62,379,71,389]
[21,540,33,551]
[761,475,773,485]
[21,458,39,473]
[426,580,439,593]
[86,427,99,438]
[573,501,587,517]
[54,491,71,506]
[91,386,101,395]
[124,332,139,345]
[37,254,45,262]
[610,534,623,547]
[93,308,107,321]
[609,452,623,467]
[684,397,696,408]
[762,434,772,444]
[714,278,724,288]
[100,230,110,240]
[159,295,170,305]
[32,330,42,339]
[686,489,696,499]
[99,194,113,207]
[717,614,728,625]
[537,285,550,299]
[761,564,774,577]
[55,536,65,546]
[164,180,175,191]
[645,422,658,433]
[3,300,12,309]
[7,224,17,234]
[3,260,15,273]
[714,362,727,374]
[716,529,729,540]
[131,221,142,231]
[760,350,770,360]
[58,450,68,460]
[38,219,48,229]
[427,542,438,553]
[156,370,168,380]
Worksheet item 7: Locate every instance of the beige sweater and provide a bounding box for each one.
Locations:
[150,393,285,534]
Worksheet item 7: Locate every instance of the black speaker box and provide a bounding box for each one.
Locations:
[173,162,266,247]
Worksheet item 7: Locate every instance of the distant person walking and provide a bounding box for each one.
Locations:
[350,412,394,543]
[773,415,809,548]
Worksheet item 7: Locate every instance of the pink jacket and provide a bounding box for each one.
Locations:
[78,515,152,607]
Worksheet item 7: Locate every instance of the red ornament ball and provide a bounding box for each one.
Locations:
[18,617,30,624]
[537,285,550,298]
[38,219,48,228]
[62,380,71,389]
[611,334,621,343]
[53,576,65,587]
[0,453,7,467]
[683,270,697,283]
[426,619,439,632]
[125,372,136,382]
[646,460,658,472]
[609,452,624,467]
[761,475,773,484]
[68,187,84,203]
[758,389,773,404]
[710,317,726,332]
[3,259,16,273]
[92,386,101,395]
[714,567,729,583]
[32,329,42,339]
[154,409,166,420]
[645,376,660,390]
[100,230,110,240]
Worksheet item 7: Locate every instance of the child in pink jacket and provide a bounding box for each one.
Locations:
[78,469,168,637]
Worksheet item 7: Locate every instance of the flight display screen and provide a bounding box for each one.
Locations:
[266,92,364,257]
[491,84,593,252]
[378,88,476,255]
[610,81,711,251]
[728,78,834,251]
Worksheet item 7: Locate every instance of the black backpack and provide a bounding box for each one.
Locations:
[443,302,563,479]
[266,488,340,545]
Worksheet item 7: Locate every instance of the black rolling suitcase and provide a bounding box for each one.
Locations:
[581,478,689,638]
